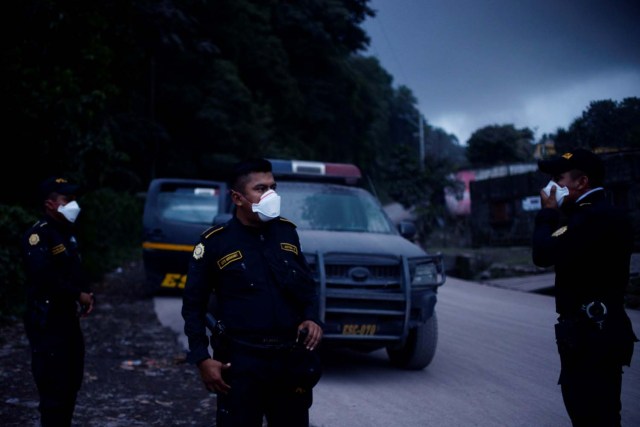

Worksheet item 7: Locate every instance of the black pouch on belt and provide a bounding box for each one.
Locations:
[286,347,323,392]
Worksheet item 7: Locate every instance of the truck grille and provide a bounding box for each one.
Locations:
[307,252,410,341]
[323,263,402,290]
[308,252,404,290]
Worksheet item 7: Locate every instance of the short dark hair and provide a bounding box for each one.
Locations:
[228,158,272,192]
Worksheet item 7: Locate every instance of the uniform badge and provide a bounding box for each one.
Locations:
[281,242,298,255]
[51,244,66,255]
[552,226,568,237]
[193,243,205,260]
[217,250,242,269]
[28,233,40,246]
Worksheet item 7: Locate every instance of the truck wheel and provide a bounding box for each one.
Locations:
[386,312,438,370]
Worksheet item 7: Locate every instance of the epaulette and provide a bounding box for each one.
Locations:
[278,217,297,228]
[202,224,227,240]
[27,220,48,232]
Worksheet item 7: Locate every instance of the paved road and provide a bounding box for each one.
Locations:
[155,274,640,427]
[483,272,555,293]
[307,277,640,427]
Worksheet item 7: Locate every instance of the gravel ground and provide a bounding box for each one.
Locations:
[0,260,215,427]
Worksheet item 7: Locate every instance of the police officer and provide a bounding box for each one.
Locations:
[182,158,323,427]
[22,176,95,427]
[532,148,638,426]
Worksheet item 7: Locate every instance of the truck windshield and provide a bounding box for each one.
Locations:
[276,182,396,234]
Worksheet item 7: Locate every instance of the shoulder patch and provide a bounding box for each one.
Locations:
[280,242,299,255]
[278,217,297,227]
[28,234,40,246]
[192,243,205,260]
[551,225,568,237]
[217,251,242,269]
[203,224,226,239]
[51,243,66,255]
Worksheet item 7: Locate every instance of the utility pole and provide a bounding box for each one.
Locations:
[418,113,425,171]
[400,111,426,170]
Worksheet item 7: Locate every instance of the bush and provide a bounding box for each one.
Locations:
[0,189,143,321]
[77,188,143,281]
[0,205,38,320]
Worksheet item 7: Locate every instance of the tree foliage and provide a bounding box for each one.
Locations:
[466,124,535,167]
[552,97,640,153]
[425,126,467,170]
[382,143,457,241]
[3,0,387,205]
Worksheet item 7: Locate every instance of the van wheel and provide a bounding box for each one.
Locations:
[140,274,159,298]
[386,313,438,370]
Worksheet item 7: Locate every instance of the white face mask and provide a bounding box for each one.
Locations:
[543,180,569,207]
[251,189,281,222]
[57,200,81,223]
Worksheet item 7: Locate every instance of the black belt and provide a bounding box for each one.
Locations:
[227,332,298,351]
[230,336,297,351]
[559,301,609,329]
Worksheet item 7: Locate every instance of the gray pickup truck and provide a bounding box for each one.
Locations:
[142,159,446,369]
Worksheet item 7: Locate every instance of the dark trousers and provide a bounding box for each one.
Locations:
[216,347,313,427]
[560,363,623,427]
[26,316,85,427]
[555,318,628,427]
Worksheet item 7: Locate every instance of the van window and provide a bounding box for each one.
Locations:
[157,187,220,225]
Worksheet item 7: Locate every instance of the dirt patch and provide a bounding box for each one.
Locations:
[0,260,215,427]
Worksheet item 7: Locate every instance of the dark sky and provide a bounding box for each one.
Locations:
[362,0,640,144]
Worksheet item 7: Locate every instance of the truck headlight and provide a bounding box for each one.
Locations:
[410,260,444,287]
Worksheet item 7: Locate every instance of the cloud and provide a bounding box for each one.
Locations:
[430,70,640,144]
[363,0,640,145]
[522,70,640,135]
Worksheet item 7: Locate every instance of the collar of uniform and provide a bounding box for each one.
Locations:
[576,187,604,204]
[43,213,75,232]
[231,215,271,235]
[577,188,605,207]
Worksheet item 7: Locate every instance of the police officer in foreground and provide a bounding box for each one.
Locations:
[181,158,323,427]
[532,148,638,426]
[22,176,95,427]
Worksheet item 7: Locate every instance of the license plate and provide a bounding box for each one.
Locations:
[342,324,377,335]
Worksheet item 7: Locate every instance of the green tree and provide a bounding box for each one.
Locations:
[2,0,383,196]
[466,124,535,167]
[383,144,456,242]
[553,97,640,153]
[3,0,138,205]
[425,125,468,170]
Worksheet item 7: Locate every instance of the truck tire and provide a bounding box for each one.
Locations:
[386,312,438,370]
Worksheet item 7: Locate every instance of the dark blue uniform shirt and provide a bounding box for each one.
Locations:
[532,189,632,316]
[532,189,637,367]
[22,214,89,327]
[182,216,320,364]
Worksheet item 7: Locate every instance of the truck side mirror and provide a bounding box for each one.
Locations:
[397,220,417,240]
